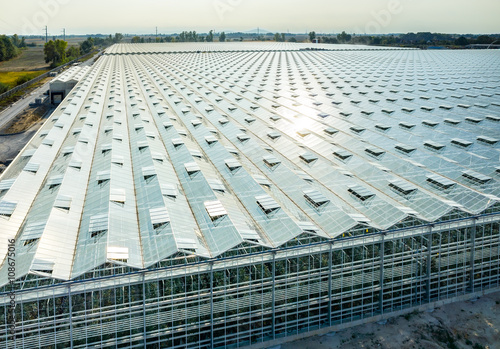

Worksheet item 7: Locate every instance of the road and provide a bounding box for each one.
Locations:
[0,50,102,131]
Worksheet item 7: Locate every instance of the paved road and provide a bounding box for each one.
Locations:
[0,50,102,131]
[0,80,51,130]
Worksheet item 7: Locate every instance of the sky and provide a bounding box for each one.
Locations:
[0,0,499,36]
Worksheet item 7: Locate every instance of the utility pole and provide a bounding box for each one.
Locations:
[45,26,48,43]
[63,28,66,41]
[155,26,158,40]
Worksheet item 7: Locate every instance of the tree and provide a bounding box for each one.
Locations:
[309,31,316,42]
[337,31,352,43]
[274,33,281,42]
[80,37,94,54]
[206,30,214,42]
[219,32,226,42]
[66,46,80,60]
[454,36,468,46]
[288,37,297,42]
[44,39,67,67]
[114,33,123,43]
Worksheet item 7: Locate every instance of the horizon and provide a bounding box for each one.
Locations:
[0,0,499,37]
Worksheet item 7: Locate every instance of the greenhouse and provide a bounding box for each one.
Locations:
[0,42,499,348]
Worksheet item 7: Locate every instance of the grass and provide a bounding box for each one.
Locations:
[0,71,49,89]
[0,46,49,72]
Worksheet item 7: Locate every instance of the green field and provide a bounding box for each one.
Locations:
[0,70,48,88]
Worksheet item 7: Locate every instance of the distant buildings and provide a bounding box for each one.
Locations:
[1,42,499,348]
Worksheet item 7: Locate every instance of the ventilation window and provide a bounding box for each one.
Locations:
[0,200,17,217]
[395,143,416,154]
[89,214,108,238]
[54,195,72,210]
[422,120,438,127]
[109,188,125,203]
[350,126,365,134]
[267,131,281,140]
[439,105,453,110]
[297,129,311,137]
[172,138,184,148]
[42,139,54,147]
[191,119,202,127]
[256,195,280,215]
[163,122,173,129]
[402,107,415,113]
[137,141,149,150]
[426,174,455,190]
[204,201,228,222]
[300,152,318,164]
[62,146,74,155]
[389,179,417,196]
[205,135,218,145]
[375,124,391,132]
[218,117,229,125]
[477,136,498,145]
[47,175,64,189]
[142,167,156,180]
[21,149,36,158]
[0,179,15,191]
[424,140,445,151]
[225,159,242,173]
[161,183,178,198]
[237,133,250,143]
[150,207,170,229]
[24,163,40,174]
[462,170,492,185]
[68,160,82,170]
[96,170,111,184]
[270,115,281,121]
[208,178,225,192]
[365,147,385,158]
[245,116,256,124]
[348,185,375,202]
[451,138,473,148]
[361,110,374,116]
[333,149,352,161]
[399,122,415,130]
[486,115,500,122]
[465,117,483,124]
[303,189,330,208]
[324,127,338,135]
[253,175,271,187]
[318,113,329,118]
[263,155,281,168]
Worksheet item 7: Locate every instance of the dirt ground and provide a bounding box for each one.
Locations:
[283,291,500,349]
[0,104,49,134]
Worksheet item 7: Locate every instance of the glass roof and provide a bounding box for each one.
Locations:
[0,43,499,284]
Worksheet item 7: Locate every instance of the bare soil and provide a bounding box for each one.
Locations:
[0,105,49,134]
[283,291,500,349]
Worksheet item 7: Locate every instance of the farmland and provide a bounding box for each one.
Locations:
[0,46,49,72]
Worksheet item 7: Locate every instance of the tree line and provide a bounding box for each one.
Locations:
[44,33,123,68]
[131,31,227,43]
[0,34,27,62]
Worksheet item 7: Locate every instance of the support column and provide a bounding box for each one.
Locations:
[327,241,333,326]
[68,285,73,349]
[210,262,214,349]
[271,251,276,339]
[378,234,385,314]
[469,217,477,293]
[426,225,433,302]
[142,273,146,349]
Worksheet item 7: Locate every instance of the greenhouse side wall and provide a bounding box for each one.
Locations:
[1,214,499,348]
